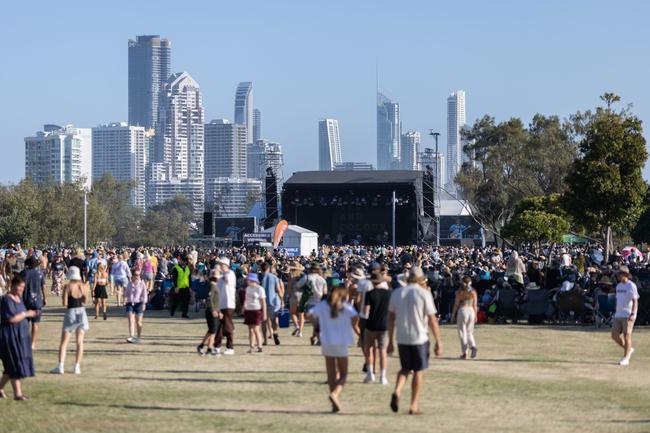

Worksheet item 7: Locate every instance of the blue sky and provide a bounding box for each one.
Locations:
[1,0,649,183]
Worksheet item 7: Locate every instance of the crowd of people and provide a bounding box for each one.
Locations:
[0,242,644,411]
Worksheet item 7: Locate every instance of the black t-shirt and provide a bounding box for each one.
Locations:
[364,287,391,331]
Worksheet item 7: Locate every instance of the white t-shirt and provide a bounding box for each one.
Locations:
[388,283,437,346]
[217,270,237,310]
[296,273,327,306]
[309,301,357,346]
[615,280,640,318]
[244,284,266,311]
[356,279,373,319]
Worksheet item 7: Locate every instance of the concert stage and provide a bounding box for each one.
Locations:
[281,170,433,245]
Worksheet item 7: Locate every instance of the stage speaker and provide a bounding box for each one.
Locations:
[422,170,435,218]
[203,212,214,236]
[264,168,279,229]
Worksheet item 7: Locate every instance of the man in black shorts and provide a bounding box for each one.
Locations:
[20,256,46,350]
[387,267,442,415]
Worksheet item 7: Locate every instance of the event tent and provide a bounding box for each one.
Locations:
[262,224,318,257]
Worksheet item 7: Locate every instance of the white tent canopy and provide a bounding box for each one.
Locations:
[262,224,318,257]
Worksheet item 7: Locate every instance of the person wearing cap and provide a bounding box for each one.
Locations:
[387,266,442,415]
[308,277,358,413]
[51,266,89,375]
[19,256,46,351]
[197,269,222,356]
[612,267,640,366]
[170,255,191,319]
[215,257,237,355]
[243,273,266,353]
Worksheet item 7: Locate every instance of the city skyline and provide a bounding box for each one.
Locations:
[4,1,650,183]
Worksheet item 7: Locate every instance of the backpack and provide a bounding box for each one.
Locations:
[299,277,315,312]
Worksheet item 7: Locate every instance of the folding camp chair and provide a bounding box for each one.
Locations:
[594,294,616,328]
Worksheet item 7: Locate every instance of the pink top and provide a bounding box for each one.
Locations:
[124,280,147,304]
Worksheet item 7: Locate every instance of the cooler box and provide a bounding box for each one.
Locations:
[278,309,291,328]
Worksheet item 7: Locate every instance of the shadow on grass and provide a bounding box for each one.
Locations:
[461,358,606,365]
[121,369,324,375]
[57,401,351,416]
[117,376,323,385]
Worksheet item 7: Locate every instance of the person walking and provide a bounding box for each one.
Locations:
[197,269,222,356]
[215,257,237,355]
[611,266,640,366]
[309,278,358,413]
[362,269,391,385]
[170,255,191,319]
[111,253,131,307]
[243,273,267,353]
[260,262,283,346]
[50,254,66,296]
[92,262,109,320]
[0,276,36,401]
[19,256,46,350]
[51,266,89,375]
[124,270,147,344]
[451,275,478,359]
[387,266,443,415]
[295,263,328,345]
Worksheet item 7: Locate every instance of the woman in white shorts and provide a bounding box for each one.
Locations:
[51,266,89,375]
[308,278,358,413]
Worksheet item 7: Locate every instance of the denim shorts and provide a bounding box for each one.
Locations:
[114,276,129,288]
[63,307,89,333]
[126,302,144,316]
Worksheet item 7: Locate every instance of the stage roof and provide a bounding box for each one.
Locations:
[285,170,422,185]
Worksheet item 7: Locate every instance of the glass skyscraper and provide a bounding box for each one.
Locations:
[446,90,466,188]
[234,82,253,144]
[318,119,342,171]
[376,92,401,170]
[128,35,171,129]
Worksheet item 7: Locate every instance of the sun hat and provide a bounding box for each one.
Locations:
[525,282,540,291]
[349,268,365,281]
[407,266,427,285]
[599,276,613,286]
[246,273,259,283]
[67,266,82,281]
[217,257,231,267]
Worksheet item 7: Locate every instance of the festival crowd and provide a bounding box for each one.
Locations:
[0,242,643,412]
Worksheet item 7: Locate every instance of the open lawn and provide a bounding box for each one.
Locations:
[2,293,649,433]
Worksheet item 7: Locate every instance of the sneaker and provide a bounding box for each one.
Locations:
[50,366,64,375]
[363,373,376,384]
[291,328,299,336]
[73,365,81,375]
[256,346,263,353]
[247,348,254,354]
[210,349,221,357]
[273,334,280,346]
[213,347,222,356]
[298,332,303,338]
[471,347,478,359]
[134,337,142,344]
[223,348,234,356]
[126,337,135,344]
[619,357,630,366]
[196,345,205,356]
[380,376,389,385]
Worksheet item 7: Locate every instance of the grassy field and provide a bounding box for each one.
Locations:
[1,292,649,433]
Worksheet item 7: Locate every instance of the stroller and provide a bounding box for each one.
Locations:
[594,294,616,328]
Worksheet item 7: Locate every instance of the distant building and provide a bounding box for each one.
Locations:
[377,92,401,170]
[447,90,466,187]
[128,35,171,129]
[333,162,374,171]
[92,122,148,208]
[247,139,284,193]
[419,147,445,189]
[252,108,261,143]
[234,82,254,144]
[400,131,421,170]
[204,119,247,180]
[149,71,204,217]
[318,119,342,171]
[205,177,263,217]
[25,124,92,188]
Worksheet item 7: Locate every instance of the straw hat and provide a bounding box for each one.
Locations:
[407,266,427,285]
[67,266,82,281]
[349,268,366,281]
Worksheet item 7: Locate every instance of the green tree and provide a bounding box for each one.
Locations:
[564,93,648,259]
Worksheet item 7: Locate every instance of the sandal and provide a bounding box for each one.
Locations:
[14,395,29,401]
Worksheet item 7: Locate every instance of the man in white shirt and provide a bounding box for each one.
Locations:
[611,267,640,366]
[215,257,237,355]
[387,267,442,415]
